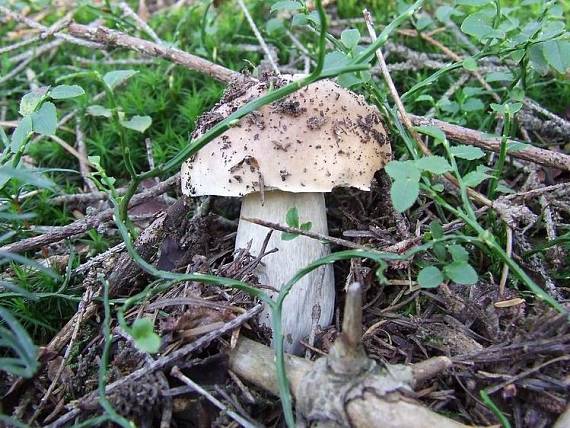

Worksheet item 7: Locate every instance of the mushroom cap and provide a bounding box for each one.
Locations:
[181,75,391,197]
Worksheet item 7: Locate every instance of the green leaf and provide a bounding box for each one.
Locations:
[491,102,522,115]
[462,56,478,71]
[463,165,491,187]
[548,3,563,17]
[87,105,112,118]
[485,71,514,82]
[528,43,549,75]
[456,0,491,5]
[496,182,515,194]
[438,99,460,114]
[281,208,307,240]
[88,155,102,168]
[414,156,453,174]
[507,141,532,153]
[386,161,421,210]
[415,125,447,142]
[270,0,302,12]
[444,261,478,285]
[450,145,485,160]
[463,86,484,97]
[497,15,518,34]
[49,84,85,100]
[510,87,525,102]
[430,220,444,239]
[266,18,284,34]
[281,232,299,241]
[490,103,505,114]
[415,94,434,103]
[433,243,447,261]
[285,207,299,228]
[418,266,444,288]
[336,72,364,89]
[506,102,523,115]
[10,116,33,152]
[390,178,419,212]
[0,166,55,189]
[385,160,421,182]
[541,20,565,39]
[416,16,433,31]
[291,13,308,26]
[462,97,485,112]
[103,69,137,89]
[341,28,360,49]
[461,12,494,40]
[435,6,457,23]
[306,10,321,25]
[130,318,160,353]
[542,40,570,73]
[323,51,351,73]
[120,115,152,133]
[31,102,58,136]
[448,244,469,262]
[19,87,49,116]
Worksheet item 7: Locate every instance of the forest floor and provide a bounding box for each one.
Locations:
[0,0,569,427]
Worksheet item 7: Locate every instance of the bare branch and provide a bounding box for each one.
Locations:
[67,23,237,83]
[409,114,570,171]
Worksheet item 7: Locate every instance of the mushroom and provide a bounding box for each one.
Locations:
[181,75,391,354]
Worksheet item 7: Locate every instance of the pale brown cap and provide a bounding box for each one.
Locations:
[181,76,391,197]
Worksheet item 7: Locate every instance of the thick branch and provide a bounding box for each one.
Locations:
[67,23,237,83]
[409,114,570,172]
[229,337,466,428]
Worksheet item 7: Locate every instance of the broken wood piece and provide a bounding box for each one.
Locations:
[228,336,466,428]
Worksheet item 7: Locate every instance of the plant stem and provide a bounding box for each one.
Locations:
[488,112,512,200]
[98,276,134,428]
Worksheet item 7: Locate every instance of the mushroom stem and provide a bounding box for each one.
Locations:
[236,190,335,355]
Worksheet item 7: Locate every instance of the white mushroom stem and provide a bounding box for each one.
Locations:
[235,190,334,355]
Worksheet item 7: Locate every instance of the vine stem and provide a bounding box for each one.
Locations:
[488,111,512,200]
[98,276,134,428]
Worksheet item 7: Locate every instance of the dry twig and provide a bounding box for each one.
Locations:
[119,1,162,44]
[68,23,237,83]
[236,0,279,73]
[410,115,570,171]
[47,304,263,428]
[0,174,180,254]
[28,287,95,425]
[170,366,258,428]
[0,6,101,48]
